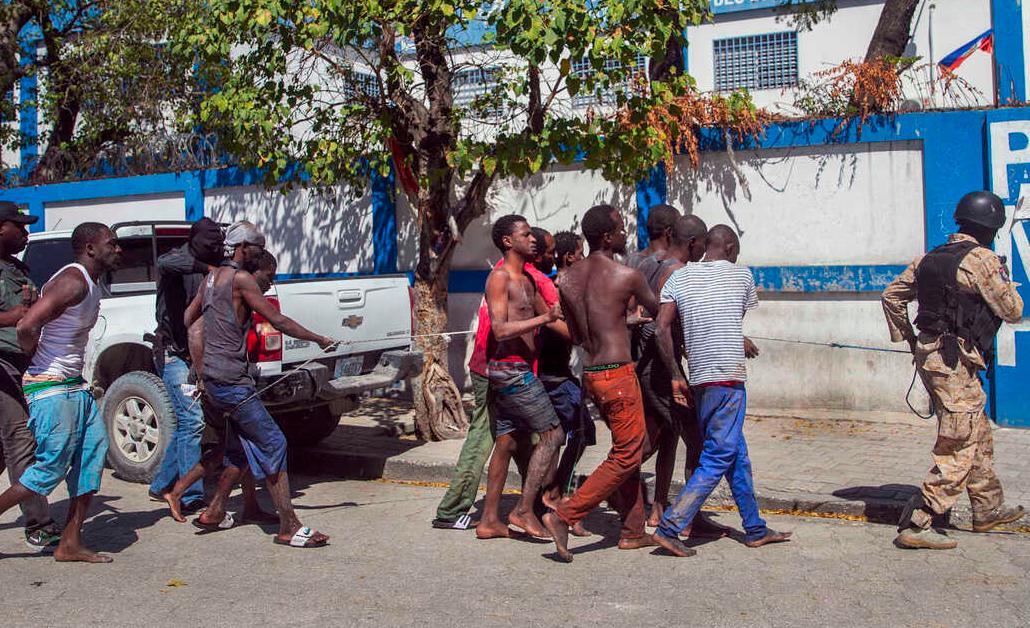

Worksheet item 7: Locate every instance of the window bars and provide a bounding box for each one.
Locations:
[570,53,648,108]
[453,66,503,117]
[713,31,798,92]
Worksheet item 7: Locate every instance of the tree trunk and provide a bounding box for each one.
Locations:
[409,191,468,441]
[411,269,468,441]
[863,0,919,62]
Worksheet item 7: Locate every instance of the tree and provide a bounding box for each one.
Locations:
[0,0,200,182]
[172,0,766,439]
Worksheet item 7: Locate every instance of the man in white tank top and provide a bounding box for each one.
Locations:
[0,222,121,563]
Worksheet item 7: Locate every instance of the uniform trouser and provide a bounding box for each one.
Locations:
[912,407,1004,528]
[0,362,54,533]
[435,373,532,522]
[555,364,656,540]
[149,356,205,504]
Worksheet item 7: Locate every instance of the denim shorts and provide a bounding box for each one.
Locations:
[487,361,560,437]
[20,384,107,498]
[204,381,287,481]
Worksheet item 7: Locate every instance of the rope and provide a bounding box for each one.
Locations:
[747,335,911,354]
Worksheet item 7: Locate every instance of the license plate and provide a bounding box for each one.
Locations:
[334,356,363,378]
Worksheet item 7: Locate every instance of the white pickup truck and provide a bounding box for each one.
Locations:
[20,221,422,483]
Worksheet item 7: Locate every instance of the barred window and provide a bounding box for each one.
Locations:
[571,53,648,109]
[713,31,798,92]
[453,66,502,117]
[344,70,380,99]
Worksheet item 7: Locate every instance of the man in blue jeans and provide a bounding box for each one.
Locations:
[149,218,225,513]
[651,225,791,557]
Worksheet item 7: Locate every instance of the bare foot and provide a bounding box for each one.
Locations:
[646,503,666,528]
[542,490,561,512]
[163,492,185,523]
[618,535,658,550]
[508,510,550,539]
[476,520,512,539]
[570,521,591,537]
[54,546,113,563]
[745,529,792,548]
[542,512,572,563]
[651,532,697,557]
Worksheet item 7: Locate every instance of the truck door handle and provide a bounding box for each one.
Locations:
[337,290,362,303]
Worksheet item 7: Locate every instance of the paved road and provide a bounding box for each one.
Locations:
[1,475,1029,627]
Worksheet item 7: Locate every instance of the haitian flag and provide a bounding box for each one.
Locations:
[938,29,994,73]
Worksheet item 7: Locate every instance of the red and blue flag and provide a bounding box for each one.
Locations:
[938,29,993,74]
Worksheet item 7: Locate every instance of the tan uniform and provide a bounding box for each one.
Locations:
[882,233,1024,526]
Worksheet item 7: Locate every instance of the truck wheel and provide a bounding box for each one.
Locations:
[273,405,340,448]
[101,371,177,483]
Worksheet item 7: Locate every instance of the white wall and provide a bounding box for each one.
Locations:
[44,193,185,231]
[206,184,374,275]
[744,295,928,413]
[451,162,638,270]
[687,0,993,112]
[666,140,926,266]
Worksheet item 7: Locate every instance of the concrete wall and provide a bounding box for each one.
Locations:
[44,193,185,231]
[666,141,925,266]
[687,0,994,112]
[205,184,374,275]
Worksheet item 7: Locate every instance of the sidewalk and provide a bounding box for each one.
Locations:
[290,398,1030,528]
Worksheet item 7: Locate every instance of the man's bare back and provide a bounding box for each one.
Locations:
[559,254,656,366]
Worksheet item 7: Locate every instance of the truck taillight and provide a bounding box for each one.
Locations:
[247,297,283,363]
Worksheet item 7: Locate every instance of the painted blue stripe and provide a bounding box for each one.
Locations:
[992,0,1026,104]
[634,165,668,250]
[752,265,907,293]
[370,166,398,274]
[447,264,906,294]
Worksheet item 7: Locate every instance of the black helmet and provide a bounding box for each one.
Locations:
[954,191,1005,230]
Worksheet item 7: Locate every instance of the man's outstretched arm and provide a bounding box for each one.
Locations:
[236,272,334,349]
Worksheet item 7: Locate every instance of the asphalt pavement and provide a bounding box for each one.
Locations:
[1,473,1029,627]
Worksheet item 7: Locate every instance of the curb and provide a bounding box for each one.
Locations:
[290,445,981,528]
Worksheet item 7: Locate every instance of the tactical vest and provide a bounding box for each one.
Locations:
[913,240,1003,369]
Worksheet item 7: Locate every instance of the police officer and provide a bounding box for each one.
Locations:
[882,191,1024,550]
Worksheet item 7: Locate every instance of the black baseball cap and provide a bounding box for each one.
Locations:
[0,201,38,225]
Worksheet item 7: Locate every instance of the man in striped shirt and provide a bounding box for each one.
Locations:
[651,225,791,556]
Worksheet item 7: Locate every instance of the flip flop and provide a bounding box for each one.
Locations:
[191,512,236,534]
[273,526,329,548]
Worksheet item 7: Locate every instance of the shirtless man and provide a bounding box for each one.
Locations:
[542,204,661,562]
[476,215,563,540]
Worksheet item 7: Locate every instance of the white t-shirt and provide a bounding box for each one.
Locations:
[660,260,758,385]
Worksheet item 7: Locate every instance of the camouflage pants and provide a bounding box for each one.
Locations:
[912,408,1004,528]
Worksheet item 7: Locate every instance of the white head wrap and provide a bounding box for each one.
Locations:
[224,220,266,256]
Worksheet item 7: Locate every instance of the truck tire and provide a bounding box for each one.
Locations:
[101,371,177,483]
[273,405,340,448]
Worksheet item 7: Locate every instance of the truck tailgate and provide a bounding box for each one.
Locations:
[273,275,413,369]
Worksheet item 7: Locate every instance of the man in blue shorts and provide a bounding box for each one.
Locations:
[476,215,563,540]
